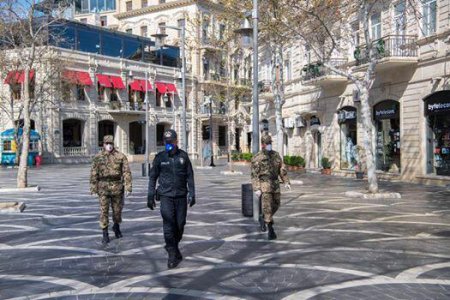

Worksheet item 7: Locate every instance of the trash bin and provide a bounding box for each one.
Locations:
[241,183,253,217]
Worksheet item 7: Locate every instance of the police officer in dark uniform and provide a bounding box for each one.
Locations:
[147,129,195,269]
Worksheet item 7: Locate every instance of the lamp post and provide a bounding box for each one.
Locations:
[143,71,150,176]
[152,23,187,152]
[235,0,259,154]
[207,96,215,167]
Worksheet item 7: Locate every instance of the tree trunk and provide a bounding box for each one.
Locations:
[358,83,378,193]
[17,69,31,188]
[272,44,285,154]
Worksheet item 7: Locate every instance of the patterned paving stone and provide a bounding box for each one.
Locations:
[1,162,450,299]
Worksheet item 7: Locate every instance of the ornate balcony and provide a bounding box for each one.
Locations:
[63,147,87,157]
[301,58,348,87]
[354,35,418,70]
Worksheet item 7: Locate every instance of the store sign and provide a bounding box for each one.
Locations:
[425,99,450,115]
[373,101,399,120]
[338,110,356,123]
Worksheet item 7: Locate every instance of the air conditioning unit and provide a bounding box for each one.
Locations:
[283,117,295,129]
[295,116,305,128]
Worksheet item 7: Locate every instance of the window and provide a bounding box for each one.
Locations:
[370,12,382,40]
[126,1,132,11]
[351,22,360,46]
[219,126,227,147]
[141,0,148,8]
[105,0,115,11]
[3,141,12,151]
[140,26,148,37]
[80,18,87,23]
[77,85,85,101]
[80,0,89,13]
[158,22,166,35]
[422,0,437,36]
[100,16,107,27]
[156,90,162,107]
[165,93,172,108]
[177,19,185,38]
[394,1,406,35]
[159,0,166,3]
[126,28,132,34]
[11,84,21,100]
[98,82,105,101]
[110,89,119,102]
[202,125,210,140]
[285,59,292,81]
[202,18,210,44]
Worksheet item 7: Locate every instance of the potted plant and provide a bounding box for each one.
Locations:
[321,157,332,175]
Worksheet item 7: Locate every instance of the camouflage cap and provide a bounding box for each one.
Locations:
[163,129,177,142]
[103,135,114,144]
[261,133,272,144]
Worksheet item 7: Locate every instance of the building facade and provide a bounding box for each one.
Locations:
[261,0,450,185]
[0,20,188,164]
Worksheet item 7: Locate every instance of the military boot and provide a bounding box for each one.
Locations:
[175,245,183,261]
[112,223,123,238]
[267,222,277,240]
[102,228,110,244]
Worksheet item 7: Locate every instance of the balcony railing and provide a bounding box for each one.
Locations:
[199,106,227,116]
[354,35,417,65]
[203,72,228,84]
[302,58,348,81]
[63,147,87,157]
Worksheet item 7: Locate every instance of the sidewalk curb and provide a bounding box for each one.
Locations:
[0,186,40,193]
[220,171,244,176]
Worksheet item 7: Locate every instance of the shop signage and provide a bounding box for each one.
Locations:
[310,116,321,126]
[425,98,450,115]
[338,110,356,123]
[373,101,399,120]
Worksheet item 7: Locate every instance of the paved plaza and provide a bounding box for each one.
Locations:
[1,163,450,299]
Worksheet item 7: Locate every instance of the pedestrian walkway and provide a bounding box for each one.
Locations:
[1,164,450,299]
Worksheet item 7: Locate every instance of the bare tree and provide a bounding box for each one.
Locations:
[0,0,70,188]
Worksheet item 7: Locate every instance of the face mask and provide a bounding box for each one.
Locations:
[105,144,114,152]
[265,144,272,151]
[165,143,175,152]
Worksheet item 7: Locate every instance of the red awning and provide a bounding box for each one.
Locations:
[96,74,112,88]
[63,70,93,86]
[4,70,35,84]
[140,80,152,92]
[110,76,125,89]
[155,82,168,94]
[129,80,143,92]
[166,83,177,94]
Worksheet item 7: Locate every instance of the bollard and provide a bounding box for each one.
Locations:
[241,184,253,217]
[142,163,146,177]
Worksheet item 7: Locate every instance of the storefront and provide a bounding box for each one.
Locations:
[338,107,357,169]
[424,91,450,176]
[373,100,401,173]
[309,116,322,168]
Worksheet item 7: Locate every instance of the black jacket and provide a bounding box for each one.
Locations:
[148,148,195,199]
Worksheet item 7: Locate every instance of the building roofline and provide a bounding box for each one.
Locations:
[115,0,222,20]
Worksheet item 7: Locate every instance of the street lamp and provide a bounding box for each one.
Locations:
[235,1,259,154]
[152,23,187,153]
[205,96,215,167]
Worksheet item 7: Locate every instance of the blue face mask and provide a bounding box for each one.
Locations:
[165,143,175,152]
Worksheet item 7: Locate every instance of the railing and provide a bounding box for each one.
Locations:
[63,147,87,157]
[199,106,227,115]
[203,72,228,84]
[301,58,348,81]
[354,35,417,65]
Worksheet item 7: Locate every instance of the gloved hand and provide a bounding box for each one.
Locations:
[125,191,132,198]
[188,194,196,207]
[147,194,156,210]
[285,183,291,191]
[255,190,262,198]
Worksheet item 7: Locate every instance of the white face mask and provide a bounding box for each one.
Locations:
[265,144,272,151]
[105,144,114,152]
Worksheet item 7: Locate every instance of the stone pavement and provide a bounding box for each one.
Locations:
[1,163,450,299]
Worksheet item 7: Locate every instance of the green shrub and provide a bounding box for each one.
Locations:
[284,155,305,167]
[283,156,291,165]
[231,153,240,161]
[241,153,253,162]
[321,157,332,169]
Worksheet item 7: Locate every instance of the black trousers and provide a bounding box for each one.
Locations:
[160,196,187,249]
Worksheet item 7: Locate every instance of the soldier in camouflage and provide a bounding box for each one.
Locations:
[90,135,132,244]
[251,133,290,240]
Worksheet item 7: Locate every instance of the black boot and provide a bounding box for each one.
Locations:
[102,228,110,244]
[112,223,123,238]
[259,215,267,232]
[166,246,182,269]
[268,222,277,240]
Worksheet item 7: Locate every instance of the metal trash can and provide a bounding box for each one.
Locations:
[241,183,253,217]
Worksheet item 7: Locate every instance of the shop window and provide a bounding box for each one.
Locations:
[338,107,357,170]
[3,140,12,151]
[219,126,227,147]
[110,89,119,102]
[76,85,85,101]
[373,100,401,173]
[424,91,450,176]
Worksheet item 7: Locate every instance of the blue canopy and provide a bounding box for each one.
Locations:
[1,128,41,141]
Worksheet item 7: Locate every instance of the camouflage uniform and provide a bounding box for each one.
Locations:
[90,136,132,229]
[251,135,290,224]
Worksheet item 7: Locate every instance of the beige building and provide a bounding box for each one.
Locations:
[71,0,253,159]
[261,0,450,185]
